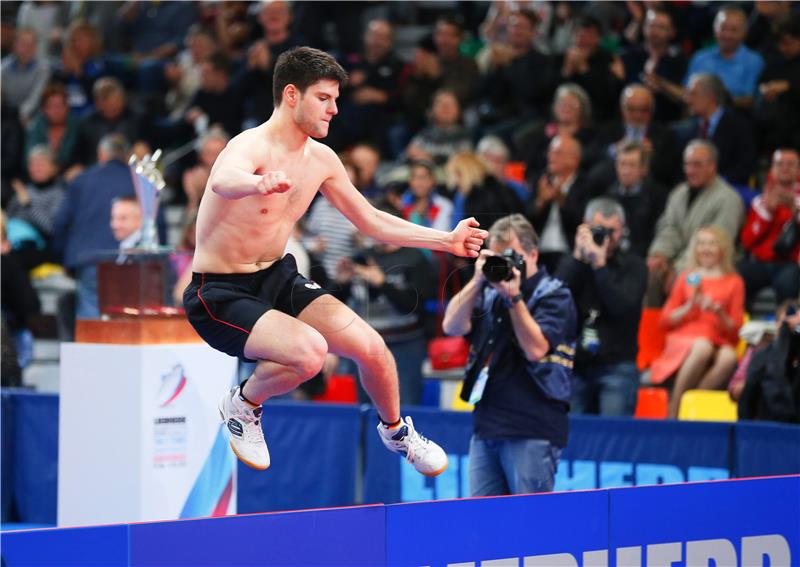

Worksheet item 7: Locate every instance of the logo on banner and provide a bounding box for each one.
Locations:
[155,364,188,407]
[153,363,189,469]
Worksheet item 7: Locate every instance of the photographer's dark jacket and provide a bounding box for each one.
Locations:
[556,251,647,366]
[461,268,576,447]
[739,324,800,424]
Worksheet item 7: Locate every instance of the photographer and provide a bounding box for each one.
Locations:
[556,198,648,416]
[442,214,576,495]
[739,301,800,424]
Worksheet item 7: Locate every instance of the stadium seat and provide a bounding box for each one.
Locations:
[314,374,358,404]
[634,387,668,419]
[504,161,526,183]
[637,307,667,371]
[678,390,738,422]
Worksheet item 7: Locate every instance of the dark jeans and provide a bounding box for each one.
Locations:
[571,361,640,417]
[737,258,800,306]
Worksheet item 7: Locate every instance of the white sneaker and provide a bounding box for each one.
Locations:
[218,386,270,470]
[377,416,448,477]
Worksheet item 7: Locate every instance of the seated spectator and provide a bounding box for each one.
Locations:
[401,160,453,233]
[737,148,800,307]
[52,134,138,320]
[402,15,479,135]
[446,151,524,234]
[603,142,668,258]
[646,140,744,306]
[556,197,647,416]
[334,201,432,406]
[77,78,148,166]
[405,89,473,167]
[625,7,687,122]
[650,226,745,418]
[348,143,383,201]
[516,83,597,178]
[589,84,679,189]
[182,128,229,214]
[1,27,50,123]
[728,318,778,403]
[526,135,595,273]
[557,15,622,122]
[331,19,405,153]
[51,20,106,118]
[739,300,800,424]
[676,73,756,187]
[6,146,65,245]
[476,135,530,203]
[184,52,245,141]
[755,16,800,154]
[163,25,215,120]
[476,9,554,133]
[24,83,81,176]
[685,6,764,107]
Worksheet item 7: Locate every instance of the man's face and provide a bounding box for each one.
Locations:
[293,80,339,138]
[507,13,536,51]
[714,11,746,54]
[14,31,36,63]
[479,150,506,180]
[547,136,579,176]
[97,92,125,120]
[434,21,461,58]
[364,20,392,57]
[409,165,435,198]
[686,79,714,117]
[259,1,291,35]
[28,154,57,183]
[489,233,537,280]
[350,145,379,182]
[574,25,600,52]
[43,94,69,125]
[778,34,800,60]
[683,145,716,188]
[621,88,653,128]
[643,11,673,46]
[110,202,143,242]
[771,150,800,186]
[615,150,646,187]
[589,212,624,254]
[431,92,459,126]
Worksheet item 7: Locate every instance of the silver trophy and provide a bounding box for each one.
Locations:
[128,149,165,250]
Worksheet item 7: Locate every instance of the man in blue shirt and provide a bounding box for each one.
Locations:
[443,214,576,495]
[685,6,764,106]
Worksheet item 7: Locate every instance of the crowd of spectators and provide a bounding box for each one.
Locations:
[1,1,798,420]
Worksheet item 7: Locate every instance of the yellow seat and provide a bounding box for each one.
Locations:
[451,381,474,412]
[678,390,738,422]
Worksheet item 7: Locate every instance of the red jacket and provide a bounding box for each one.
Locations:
[740,193,800,262]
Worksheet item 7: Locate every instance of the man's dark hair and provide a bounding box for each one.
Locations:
[576,15,603,33]
[273,47,348,106]
[205,51,232,77]
[774,14,800,40]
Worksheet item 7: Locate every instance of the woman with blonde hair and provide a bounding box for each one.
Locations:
[649,226,745,417]
[446,151,523,231]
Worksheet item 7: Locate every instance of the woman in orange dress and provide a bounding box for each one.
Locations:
[649,226,745,417]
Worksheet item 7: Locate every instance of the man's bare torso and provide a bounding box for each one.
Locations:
[192,125,332,273]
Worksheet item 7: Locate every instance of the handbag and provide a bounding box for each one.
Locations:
[773,219,799,258]
[428,336,469,370]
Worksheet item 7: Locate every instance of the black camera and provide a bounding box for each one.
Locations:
[482,248,526,283]
[591,225,610,246]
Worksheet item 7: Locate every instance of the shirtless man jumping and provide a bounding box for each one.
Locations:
[183,47,488,476]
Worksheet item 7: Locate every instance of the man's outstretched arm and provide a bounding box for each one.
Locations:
[320,151,487,257]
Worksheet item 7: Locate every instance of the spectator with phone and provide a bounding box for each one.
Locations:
[556,198,647,416]
[649,226,745,418]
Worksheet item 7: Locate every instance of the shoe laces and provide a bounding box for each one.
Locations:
[235,401,265,444]
[393,418,432,464]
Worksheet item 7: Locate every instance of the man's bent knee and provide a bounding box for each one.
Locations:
[293,334,328,380]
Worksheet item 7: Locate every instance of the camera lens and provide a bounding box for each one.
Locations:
[482,256,512,283]
[591,226,609,246]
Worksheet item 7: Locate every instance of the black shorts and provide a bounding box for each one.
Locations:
[183,254,330,361]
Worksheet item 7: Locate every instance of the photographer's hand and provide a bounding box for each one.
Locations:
[472,249,494,285]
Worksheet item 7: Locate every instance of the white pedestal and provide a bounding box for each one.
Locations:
[58,342,238,527]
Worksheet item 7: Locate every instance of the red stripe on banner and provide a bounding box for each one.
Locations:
[211,476,234,517]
